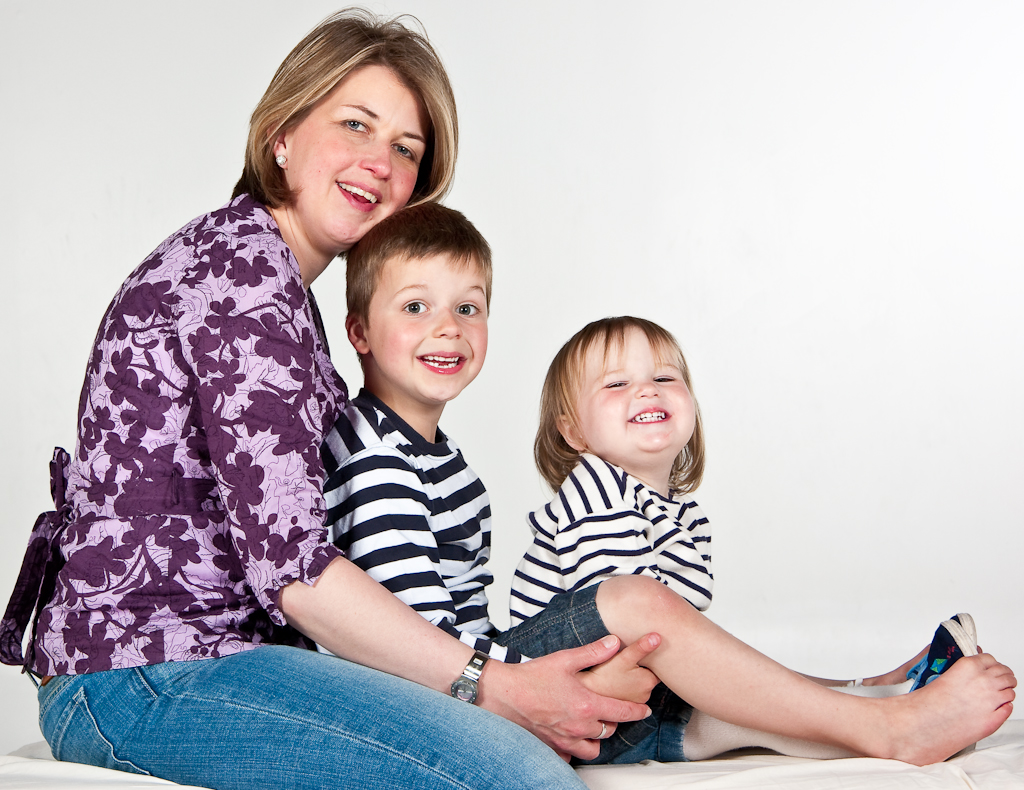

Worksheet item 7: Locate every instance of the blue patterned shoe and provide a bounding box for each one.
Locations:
[907,613,978,692]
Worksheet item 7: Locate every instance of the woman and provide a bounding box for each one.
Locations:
[0,10,651,790]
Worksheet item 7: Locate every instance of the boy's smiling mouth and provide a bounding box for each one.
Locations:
[630,410,668,424]
[419,354,464,373]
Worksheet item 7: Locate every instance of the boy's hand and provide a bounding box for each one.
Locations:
[579,633,661,703]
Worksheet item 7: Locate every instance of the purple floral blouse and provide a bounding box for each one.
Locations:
[11,195,347,676]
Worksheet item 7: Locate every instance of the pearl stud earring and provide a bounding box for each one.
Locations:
[275,155,287,167]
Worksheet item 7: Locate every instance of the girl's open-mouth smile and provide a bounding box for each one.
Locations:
[629,409,668,424]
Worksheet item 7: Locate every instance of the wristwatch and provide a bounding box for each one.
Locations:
[450,650,490,704]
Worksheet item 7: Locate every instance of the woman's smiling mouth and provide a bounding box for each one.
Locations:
[338,182,379,204]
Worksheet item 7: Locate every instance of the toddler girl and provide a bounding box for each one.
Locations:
[502,316,1011,763]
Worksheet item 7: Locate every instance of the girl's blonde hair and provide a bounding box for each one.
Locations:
[232,8,457,208]
[535,316,705,495]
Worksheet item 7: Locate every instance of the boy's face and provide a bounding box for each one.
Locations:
[347,253,488,440]
[560,328,694,494]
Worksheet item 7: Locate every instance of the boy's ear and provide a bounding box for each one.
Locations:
[557,415,586,453]
[346,314,371,356]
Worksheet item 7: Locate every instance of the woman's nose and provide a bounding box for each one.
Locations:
[361,141,393,178]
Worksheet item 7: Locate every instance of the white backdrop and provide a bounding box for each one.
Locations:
[2,1,1022,755]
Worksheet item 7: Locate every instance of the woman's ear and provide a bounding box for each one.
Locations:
[272,129,289,162]
[346,314,371,356]
[557,415,586,453]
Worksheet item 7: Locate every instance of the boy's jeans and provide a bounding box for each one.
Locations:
[38,644,586,790]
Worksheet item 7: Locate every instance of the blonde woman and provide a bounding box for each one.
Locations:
[1,12,648,790]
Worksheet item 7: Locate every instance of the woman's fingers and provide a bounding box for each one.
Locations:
[477,637,653,760]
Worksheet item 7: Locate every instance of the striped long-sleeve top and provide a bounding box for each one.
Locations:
[510,454,712,627]
[321,390,520,662]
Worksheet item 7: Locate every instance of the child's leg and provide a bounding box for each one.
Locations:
[682,681,910,760]
[596,576,1015,766]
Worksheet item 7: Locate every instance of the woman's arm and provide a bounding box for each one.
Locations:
[280,557,652,759]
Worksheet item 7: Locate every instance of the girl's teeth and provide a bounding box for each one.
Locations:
[339,183,378,204]
[632,412,666,423]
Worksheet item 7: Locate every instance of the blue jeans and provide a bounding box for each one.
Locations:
[37,645,586,790]
[496,585,692,764]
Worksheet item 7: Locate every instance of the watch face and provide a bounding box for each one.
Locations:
[451,677,478,703]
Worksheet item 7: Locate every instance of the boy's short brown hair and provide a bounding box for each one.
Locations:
[346,203,492,323]
[535,316,705,495]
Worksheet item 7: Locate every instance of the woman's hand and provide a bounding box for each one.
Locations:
[578,633,661,703]
[477,636,653,761]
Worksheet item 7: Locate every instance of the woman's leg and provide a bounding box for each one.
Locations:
[596,576,1015,765]
[38,646,586,790]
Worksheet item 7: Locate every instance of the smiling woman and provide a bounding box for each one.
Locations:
[0,9,637,790]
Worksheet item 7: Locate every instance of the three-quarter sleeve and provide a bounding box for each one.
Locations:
[174,223,344,625]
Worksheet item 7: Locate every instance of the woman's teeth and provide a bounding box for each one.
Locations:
[339,183,378,204]
[631,411,666,423]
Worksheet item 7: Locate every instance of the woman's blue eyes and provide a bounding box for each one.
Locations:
[342,120,417,161]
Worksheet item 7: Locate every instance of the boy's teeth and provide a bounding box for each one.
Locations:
[423,355,459,369]
[632,411,666,423]
[339,183,378,204]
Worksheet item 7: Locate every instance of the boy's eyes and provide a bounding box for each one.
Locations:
[456,304,480,316]
[403,301,425,314]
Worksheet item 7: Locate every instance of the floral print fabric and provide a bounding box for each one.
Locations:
[27,195,347,676]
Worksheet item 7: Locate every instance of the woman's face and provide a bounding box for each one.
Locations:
[273,64,429,273]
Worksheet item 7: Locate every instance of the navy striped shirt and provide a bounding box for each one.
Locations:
[510,454,712,626]
[322,390,519,662]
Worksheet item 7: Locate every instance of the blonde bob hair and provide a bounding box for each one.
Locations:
[535,316,705,495]
[232,8,458,208]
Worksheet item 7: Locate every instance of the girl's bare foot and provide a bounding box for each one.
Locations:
[877,653,1015,765]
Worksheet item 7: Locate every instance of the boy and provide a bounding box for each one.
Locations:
[321,202,521,663]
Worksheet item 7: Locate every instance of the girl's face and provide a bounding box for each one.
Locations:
[272,64,428,280]
[561,328,695,495]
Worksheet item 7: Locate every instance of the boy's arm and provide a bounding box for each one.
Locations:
[325,446,518,662]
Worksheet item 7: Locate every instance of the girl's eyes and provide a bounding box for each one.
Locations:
[605,381,627,389]
[655,376,676,383]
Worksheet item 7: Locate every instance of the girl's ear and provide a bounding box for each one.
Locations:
[346,314,371,356]
[557,415,586,453]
